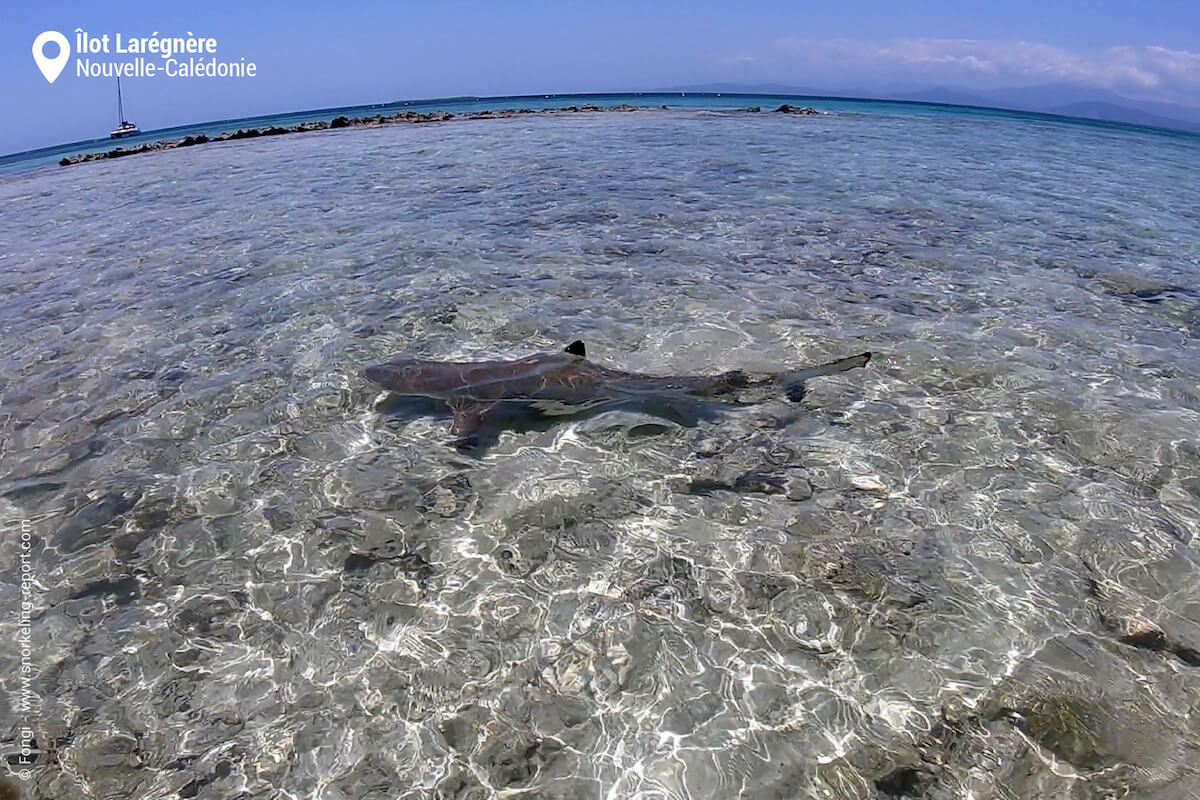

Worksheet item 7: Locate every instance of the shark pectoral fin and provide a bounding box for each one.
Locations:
[448,401,497,441]
[564,340,586,358]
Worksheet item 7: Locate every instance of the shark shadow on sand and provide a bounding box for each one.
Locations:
[362,340,871,451]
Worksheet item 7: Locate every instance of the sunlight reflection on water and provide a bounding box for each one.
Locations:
[2,108,1199,799]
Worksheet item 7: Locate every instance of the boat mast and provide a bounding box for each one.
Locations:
[117,75,124,124]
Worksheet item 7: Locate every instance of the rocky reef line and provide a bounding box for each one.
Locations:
[57,104,820,166]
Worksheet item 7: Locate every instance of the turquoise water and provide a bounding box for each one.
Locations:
[1,91,1195,175]
[1,102,1200,798]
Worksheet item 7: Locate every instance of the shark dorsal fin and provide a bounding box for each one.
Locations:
[564,340,586,358]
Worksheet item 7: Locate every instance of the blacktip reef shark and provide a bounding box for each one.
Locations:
[362,340,871,449]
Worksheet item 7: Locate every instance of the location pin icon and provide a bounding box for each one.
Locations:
[33,31,70,84]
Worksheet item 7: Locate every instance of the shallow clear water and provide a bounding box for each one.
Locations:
[2,108,1200,799]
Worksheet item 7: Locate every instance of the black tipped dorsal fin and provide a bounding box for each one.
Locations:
[564,340,586,357]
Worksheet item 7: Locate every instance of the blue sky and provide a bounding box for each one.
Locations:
[3,0,1199,154]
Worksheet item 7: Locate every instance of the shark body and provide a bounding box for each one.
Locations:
[362,340,870,447]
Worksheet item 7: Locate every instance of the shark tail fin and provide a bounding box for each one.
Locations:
[783,352,871,402]
[564,340,586,358]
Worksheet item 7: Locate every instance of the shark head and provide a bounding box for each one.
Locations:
[361,362,414,391]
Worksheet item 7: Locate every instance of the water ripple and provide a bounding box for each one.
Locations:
[2,109,1199,799]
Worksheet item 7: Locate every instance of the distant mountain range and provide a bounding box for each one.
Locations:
[660,82,1200,134]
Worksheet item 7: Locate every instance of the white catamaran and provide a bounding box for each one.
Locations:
[109,75,141,139]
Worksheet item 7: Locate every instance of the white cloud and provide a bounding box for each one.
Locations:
[768,38,1200,103]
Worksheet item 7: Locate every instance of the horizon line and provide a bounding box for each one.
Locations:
[4,89,1197,164]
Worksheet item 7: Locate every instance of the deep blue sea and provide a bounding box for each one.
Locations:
[1,94,1199,799]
